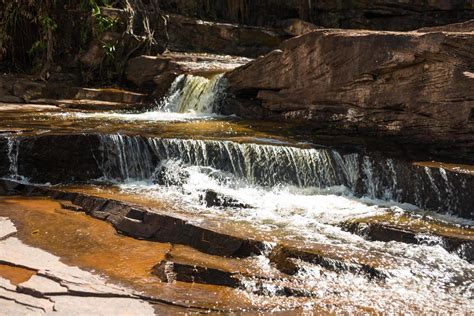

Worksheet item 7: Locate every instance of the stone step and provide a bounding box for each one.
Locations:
[341,214,474,263]
[73,88,146,104]
[0,74,147,109]
[30,98,148,111]
[126,52,251,88]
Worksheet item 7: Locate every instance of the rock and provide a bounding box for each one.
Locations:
[343,220,474,263]
[12,80,44,103]
[225,28,474,162]
[80,32,122,68]
[416,19,474,33]
[126,55,172,87]
[0,218,16,240]
[0,75,146,109]
[59,201,83,212]
[269,245,386,280]
[160,0,474,31]
[0,285,55,313]
[201,190,253,209]
[126,52,251,87]
[0,179,266,257]
[152,259,312,297]
[0,219,155,315]
[153,260,240,287]
[15,134,104,184]
[272,19,321,36]
[0,95,23,103]
[17,275,69,296]
[162,14,289,58]
[73,88,146,104]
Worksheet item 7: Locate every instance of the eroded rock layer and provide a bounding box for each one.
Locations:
[225,28,474,161]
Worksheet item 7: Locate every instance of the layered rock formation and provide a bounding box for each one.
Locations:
[160,0,474,31]
[224,26,474,161]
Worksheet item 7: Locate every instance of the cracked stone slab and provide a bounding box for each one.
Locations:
[0,237,129,296]
[0,217,16,239]
[0,282,54,313]
[18,275,68,295]
[0,299,43,315]
[0,218,155,315]
[50,296,155,315]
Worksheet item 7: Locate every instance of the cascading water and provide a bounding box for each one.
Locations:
[154,74,226,114]
[95,134,469,217]
[90,134,474,312]
[0,72,473,313]
[45,74,227,122]
[6,137,22,181]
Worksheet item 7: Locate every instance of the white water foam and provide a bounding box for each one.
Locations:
[113,162,473,313]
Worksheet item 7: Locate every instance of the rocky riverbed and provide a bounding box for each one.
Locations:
[1,1,473,314]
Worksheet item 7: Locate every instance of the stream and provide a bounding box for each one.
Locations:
[0,74,473,314]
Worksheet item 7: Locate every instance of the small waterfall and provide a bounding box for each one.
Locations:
[156,74,226,114]
[95,135,472,217]
[98,134,156,181]
[6,137,20,180]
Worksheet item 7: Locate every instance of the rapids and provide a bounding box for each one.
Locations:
[0,73,473,314]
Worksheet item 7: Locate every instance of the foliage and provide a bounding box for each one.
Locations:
[39,15,57,32]
[102,41,117,59]
[0,1,59,73]
[90,0,118,33]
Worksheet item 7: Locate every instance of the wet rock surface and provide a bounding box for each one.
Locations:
[126,52,250,89]
[342,215,474,263]
[225,27,474,162]
[0,75,148,111]
[268,245,386,280]
[0,179,264,257]
[0,218,155,315]
[201,189,253,209]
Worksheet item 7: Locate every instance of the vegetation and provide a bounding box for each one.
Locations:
[0,0,164,82]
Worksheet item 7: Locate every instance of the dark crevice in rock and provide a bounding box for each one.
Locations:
[268,245,386,280]
[0,294,48,312]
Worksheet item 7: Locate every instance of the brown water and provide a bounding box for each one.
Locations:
[1,197,355,313]
[1,102,473,314]
[1,195,473,313]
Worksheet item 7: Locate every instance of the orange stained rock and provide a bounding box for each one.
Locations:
[0,197,257,311]
[0,263,36,286]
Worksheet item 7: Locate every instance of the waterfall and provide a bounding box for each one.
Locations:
[95,135,471,216]
[6,137,20,180]
[98,134,156,181]
[156,74,226,114]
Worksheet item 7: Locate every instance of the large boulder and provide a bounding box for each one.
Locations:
[224,27,474,161]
